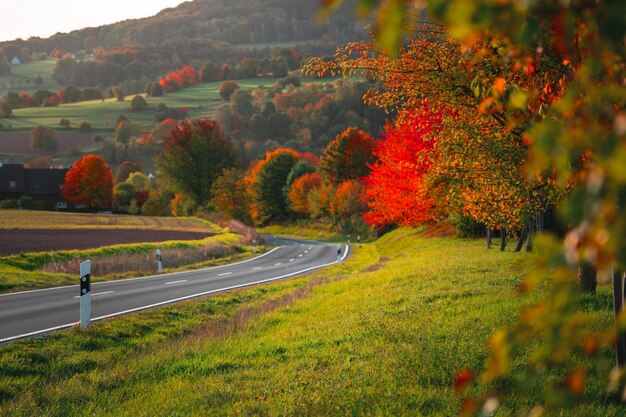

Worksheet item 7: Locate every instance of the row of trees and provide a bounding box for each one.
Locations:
[319,0,626,414]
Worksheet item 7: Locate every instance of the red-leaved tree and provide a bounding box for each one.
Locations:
[362,108,443,228]
[63,154,113,209]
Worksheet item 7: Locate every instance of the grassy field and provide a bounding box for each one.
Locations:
[0,228,620,416]
[0,210,221,232]
[0,60,58,98]
[257,222,349,242]
[7,77,279,132]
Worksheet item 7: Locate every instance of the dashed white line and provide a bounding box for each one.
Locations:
[298,254,303,257]
[252,267,263,270]
[73,291,114,299]
[218,272,232,276]
[289,258,295,262]
[275,263,282,266]
[165,280,187,285]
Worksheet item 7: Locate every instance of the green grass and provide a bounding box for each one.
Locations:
[0,60,58,97]
[257,223,349,242]
[7,77,279,132]
[1,228,621,415]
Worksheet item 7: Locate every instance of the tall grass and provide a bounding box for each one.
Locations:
[42,242,241,276]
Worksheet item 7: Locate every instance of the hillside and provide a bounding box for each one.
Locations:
[0,229,620,415]
[0,0,365,91]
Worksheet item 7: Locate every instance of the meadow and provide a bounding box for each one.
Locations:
[0,60,58,98]
[1,228,621,416]
[5,77,280,132]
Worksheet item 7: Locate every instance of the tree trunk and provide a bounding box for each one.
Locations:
[500,229,507,251]
[613,269,626,368]
[487,227,492,249]
[577,262,597,294]
[514,224,528,252]
[526,219,535,252]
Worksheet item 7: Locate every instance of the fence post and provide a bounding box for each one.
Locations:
[156,249,163,272]
[80,260,91,329]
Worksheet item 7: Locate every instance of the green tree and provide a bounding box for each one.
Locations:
[209,168,251,223]
[157,120,237,207]
[29,126,57,154]
[219,80,240,101]
[0,101,12,118]
[113,182,136,208]
[130,95,148,112]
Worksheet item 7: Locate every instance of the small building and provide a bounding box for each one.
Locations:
[0,163,69,210]
[10,57,21,65]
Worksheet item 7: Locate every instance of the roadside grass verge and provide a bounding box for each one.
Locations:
[0,232,267,293]
[257,222,347,242]
[1,228,620,415]
[0,210,221,232]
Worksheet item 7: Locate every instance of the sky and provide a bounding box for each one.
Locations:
[0,0,184,42]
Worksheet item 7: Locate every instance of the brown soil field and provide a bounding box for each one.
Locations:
[0,229,213,256]
[0,132,94,155]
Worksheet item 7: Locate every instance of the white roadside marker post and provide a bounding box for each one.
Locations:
[336,244,342,262]
[79,260,91,329]
[253,239,257,254]
[156,249,163,272]
[347,234,351,244]
[357,235,361,248]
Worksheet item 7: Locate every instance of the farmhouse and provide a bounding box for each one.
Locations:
[0,163,69,209]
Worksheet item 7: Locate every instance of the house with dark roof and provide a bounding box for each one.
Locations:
[0,163,69,209]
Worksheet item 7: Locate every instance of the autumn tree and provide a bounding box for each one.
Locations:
[209,168,251,223]
[30,126,58,154]
[329,179,368,231]
[111,86,125,102]
[157,119,237,208]
[318,127,376,185]
[63,154,113,209]
[362,108,440,228]
[219,80,240,101]
[287,172,321,216]
[114,161,143,183]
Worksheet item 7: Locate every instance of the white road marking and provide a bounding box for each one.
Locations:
[289,258,295,262]
[73,291,114,299]
[275,263,282,266]
[2,245,352,344]
[218,272,232,276]
[165,280,187,285]
[298,254,303,257]
[252,267,263,270]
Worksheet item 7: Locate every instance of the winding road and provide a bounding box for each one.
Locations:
[0,236,348,343]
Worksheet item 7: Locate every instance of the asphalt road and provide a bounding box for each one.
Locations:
[0,236,348,343]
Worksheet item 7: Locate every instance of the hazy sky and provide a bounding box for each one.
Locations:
[1,0,184,42]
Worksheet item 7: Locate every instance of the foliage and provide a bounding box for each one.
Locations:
[130,95,148,112]
[287,172,322,215]
[157,119,237,207]
[247,148,301,225]
[125,172,151,192]
[113,182,136,208]
[362,108,440,228]
[329,179,367,225]
[0,199,18,209]
[62,154,113,209]
[318,127,376,185]
[114,161,143,184]
[0,101,12,118]
[141,192,171,216]
[209,168,252,223]
[219,80,240,101]
[29,126,57,154]
[112,86,125,102]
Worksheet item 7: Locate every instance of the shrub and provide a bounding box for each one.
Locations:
[17,195,35,210]
[0,199,18,209]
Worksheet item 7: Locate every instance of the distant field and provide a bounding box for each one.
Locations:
[0,132,95,156]
[0,60,58,97]
[7,77,279,132]
[0,210,221,232]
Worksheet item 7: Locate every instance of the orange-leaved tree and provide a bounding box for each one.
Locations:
[287,172,322,216]
[63,154,113,209]
[318,127,377,185]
